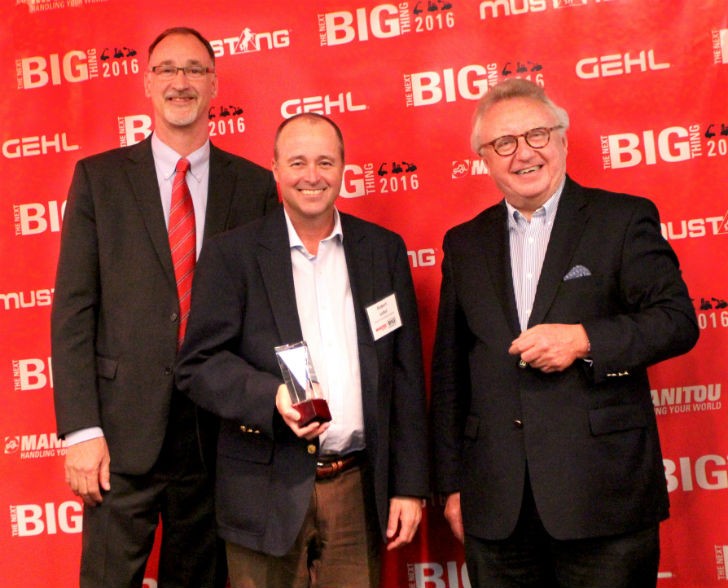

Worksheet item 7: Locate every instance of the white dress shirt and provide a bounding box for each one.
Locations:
[285,208,365,455]
[507,180,564,332]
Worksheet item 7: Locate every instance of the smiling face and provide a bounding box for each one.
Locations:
[475,97,568,216]
[144,33,217,142]
[272,116,344,232]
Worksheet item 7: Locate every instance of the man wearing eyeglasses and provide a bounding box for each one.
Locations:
[51,27,278,587]
[430,78,698,587]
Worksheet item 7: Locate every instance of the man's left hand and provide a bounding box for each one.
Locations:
[385,496,424,551]
[509,323,590,373]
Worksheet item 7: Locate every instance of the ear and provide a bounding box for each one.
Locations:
[143,70,152,98]
[210,73,218,99]
[271,158,279,182]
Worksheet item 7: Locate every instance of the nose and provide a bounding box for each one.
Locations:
[514,136,537,158]
[304,163,320,183]
[171,69,191,87]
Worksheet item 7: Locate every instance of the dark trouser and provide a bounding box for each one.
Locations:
[465,480,660,588]
[80,393,224,588]
[226,465,380,588]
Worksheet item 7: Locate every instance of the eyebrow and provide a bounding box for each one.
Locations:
[153,58,206,65]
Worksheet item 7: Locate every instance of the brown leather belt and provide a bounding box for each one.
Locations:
[315,451,363,481]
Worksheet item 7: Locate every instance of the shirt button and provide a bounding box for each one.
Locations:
[307,444,316,455]
[164,367,172,376]
[514,419,524,429]
[518,359,528,369]
[170,312,178,322]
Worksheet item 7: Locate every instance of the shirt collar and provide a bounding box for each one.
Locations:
[151,132,210,185]
[506,177,566,229]
[284,208,343,256]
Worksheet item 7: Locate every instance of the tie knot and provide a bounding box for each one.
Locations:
[176,158,191,174]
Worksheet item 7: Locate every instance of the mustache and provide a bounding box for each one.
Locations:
[164,90,198,100]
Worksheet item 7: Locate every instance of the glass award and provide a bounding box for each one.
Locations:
[274,341,332,426]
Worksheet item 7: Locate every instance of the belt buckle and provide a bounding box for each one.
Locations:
[316,453,355,481]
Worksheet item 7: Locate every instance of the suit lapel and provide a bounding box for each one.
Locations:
[340,214,374,320]
[528,177,589,328]
[481,203,521,336]
[340,213,378,425]
[256,209,303,344]
[203,143,235,239]
[126,138,176,285]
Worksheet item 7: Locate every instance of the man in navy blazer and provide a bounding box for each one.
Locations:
[51,27,278,587]
[430,79,698,587]
[176,113,429,588]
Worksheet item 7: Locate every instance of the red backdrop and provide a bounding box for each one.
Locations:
[2,1,727,586]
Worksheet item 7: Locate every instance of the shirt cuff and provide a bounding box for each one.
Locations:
[64,427,104,446]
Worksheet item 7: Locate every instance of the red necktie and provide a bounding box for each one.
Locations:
[169,158,196,345]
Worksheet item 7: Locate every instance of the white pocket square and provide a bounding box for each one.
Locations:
[563,265,591,281]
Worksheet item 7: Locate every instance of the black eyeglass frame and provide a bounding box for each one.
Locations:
[149,65,216,78]
[479,125,564,157]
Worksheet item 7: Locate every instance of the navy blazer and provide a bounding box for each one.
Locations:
[175,207,429,556]
[431,176,698,541]
[52,136,279,474]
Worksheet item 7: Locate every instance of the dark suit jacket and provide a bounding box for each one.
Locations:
[51,136,279,475]
[431,176,698,541]
[175,207,429,556]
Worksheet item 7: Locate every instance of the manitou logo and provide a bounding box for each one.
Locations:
[652,383,721,415]
[4,433,67,459]
[451,159,489,178]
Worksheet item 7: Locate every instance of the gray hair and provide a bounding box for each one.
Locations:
[470,78,570,153]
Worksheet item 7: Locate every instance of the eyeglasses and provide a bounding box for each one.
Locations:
[149,65,215,79]
[480,126,563,157]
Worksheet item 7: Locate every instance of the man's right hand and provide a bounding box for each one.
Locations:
[275,384,330,441]
[64,437,111,506]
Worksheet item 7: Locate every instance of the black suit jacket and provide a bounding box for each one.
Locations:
[51,136,279,475]
[175,207,429,556]
[431,176,698,541]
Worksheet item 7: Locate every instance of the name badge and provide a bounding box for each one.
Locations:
[366,292,402,341]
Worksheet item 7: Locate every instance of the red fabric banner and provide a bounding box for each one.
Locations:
[1,1,727,585]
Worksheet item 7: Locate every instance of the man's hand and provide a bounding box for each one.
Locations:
[64,437,111,506]
[275,384,330,440]
[508,323,590,373]
[444,492,464,543]
[386,496,423,551]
